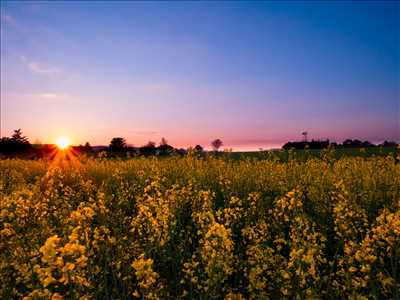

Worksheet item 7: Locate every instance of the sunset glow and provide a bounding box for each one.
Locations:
[55,137,70,150]
[0,1,399,149]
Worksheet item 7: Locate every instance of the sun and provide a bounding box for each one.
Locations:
[55,137,70,150]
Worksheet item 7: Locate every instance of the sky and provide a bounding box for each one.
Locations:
[1,1,399,150]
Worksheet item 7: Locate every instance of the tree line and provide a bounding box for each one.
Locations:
[0,129,224,158]
[282,139,398,150]
[0,128,397,158]
[105,137,223,157]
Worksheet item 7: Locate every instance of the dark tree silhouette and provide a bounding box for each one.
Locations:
[11,129,29,144]
[362,141,373,147]
[109,137,126,151]
[139,141,157,156]
[194,145,204,152]
[84,142,92,152]
[380,140,397,147]
[157,138,173,155]
[145,141,156,148]
[211,139,223,151]
[160,137,168,146]
[282,138,380,150]
[282,139,330,150]
[342,139,363,148]
[0,129,31,155]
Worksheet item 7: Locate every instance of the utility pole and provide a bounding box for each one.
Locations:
[302,131,308,142]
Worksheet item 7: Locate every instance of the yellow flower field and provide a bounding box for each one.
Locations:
[1,152,399,299]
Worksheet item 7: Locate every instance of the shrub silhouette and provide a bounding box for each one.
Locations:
[157,138,173,155]
[194,145,204,152]
[140,141,157,156]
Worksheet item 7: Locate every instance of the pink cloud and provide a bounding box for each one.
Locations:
[20,56,61,78]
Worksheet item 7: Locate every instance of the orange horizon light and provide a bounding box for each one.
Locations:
[55,137,70,150]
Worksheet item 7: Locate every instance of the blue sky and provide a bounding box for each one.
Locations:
[1,1,399,149]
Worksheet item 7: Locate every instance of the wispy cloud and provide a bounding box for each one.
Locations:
[28,62,60,76]
[127,130,159,136]
[24,92,73,102]
[38,93,65,100]
[20,56,61,78]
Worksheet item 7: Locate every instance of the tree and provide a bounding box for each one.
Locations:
[380,140,397,147]
[11,129,29,144]
[211,139,223,152]
[84,142,92,152]
[157,138,173,155]
[0,129,31,155]
[139,141,157,156]
[342,139,362,148]
[362,140,373,147]
[160,137,168,146]
[109,137,126,151]
[145,141,156,148]
[194,144,203,152]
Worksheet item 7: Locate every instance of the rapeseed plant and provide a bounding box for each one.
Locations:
[0,153,399,298]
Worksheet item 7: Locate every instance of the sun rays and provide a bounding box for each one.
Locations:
[44,138,81,173]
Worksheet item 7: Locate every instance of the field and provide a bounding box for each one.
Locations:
[1,149,399,299]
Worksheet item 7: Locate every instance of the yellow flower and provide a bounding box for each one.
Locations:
[51,293,64,300]
[132,290,140,298]
[349,266,357,273]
